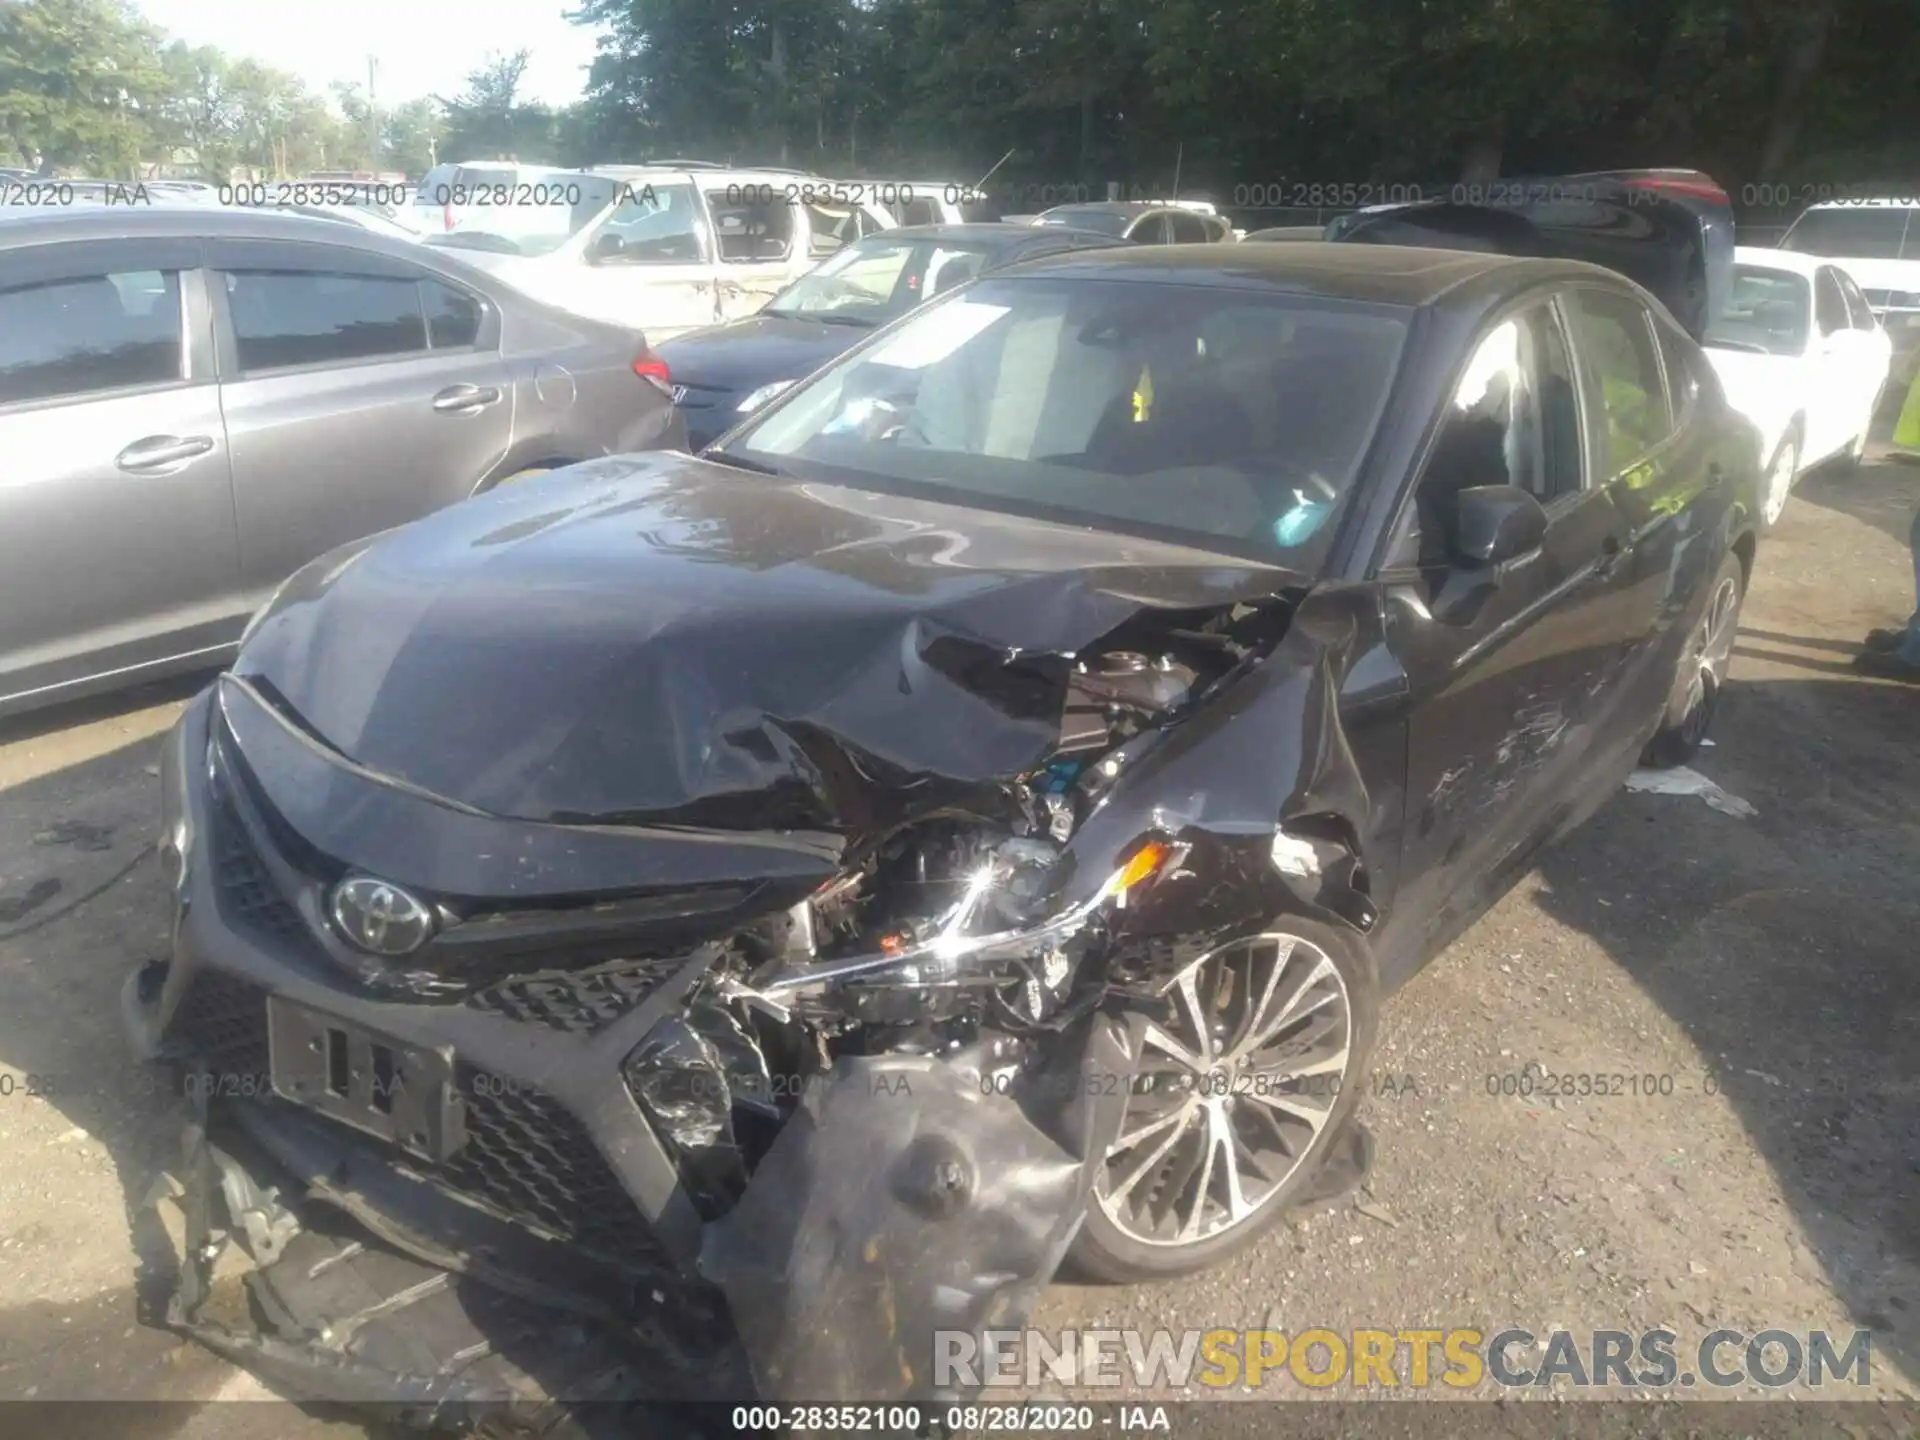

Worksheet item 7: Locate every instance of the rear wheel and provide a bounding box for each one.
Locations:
[1758,434,1799,532]
[1642,550,1745,769]
[1070,917,1378,1282]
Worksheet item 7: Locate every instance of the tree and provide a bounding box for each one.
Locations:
[0,0,171,175]
[384,97,444,177]
[437,49,557,160]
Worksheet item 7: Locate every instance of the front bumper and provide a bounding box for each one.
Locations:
[130,689,1125,1414]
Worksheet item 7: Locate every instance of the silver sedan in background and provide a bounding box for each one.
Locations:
[0,206,685,718]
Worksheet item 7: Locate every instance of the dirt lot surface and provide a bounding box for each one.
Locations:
[0,451,1916,1436]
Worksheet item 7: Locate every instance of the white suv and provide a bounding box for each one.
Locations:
[419,167,897,340]
[407,161,577,235]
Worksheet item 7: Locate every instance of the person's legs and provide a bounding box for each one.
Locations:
[1858,504,1920,677]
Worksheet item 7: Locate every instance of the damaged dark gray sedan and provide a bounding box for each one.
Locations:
[125,241,1761,1427]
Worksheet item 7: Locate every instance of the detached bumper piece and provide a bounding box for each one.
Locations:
[154,1083,742,1438]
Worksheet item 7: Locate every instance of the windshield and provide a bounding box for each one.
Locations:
[1704,266,1810,355]
[1779,208,1918,261]
[767,238,997,324]
[719,276,1409,564]
[423,173,620,257]
[1035,208,1134,237]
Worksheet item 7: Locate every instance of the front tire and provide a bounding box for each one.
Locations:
[1070,916,1380,1283]
[1642,549,1745,769]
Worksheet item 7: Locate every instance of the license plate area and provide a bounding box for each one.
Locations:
[267,999,466,1161]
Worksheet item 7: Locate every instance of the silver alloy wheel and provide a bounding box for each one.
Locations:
[1094,933,1353,1248]
[1763,440,1797,526]
[1678,572,1741,744]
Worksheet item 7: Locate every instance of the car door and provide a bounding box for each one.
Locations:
[0,237,244,706]
[210,238,518,600]
[1561,285,1720,762]
[705,185,804,319]
[1834,265,1893,426]
[1373,293,1649,973]
[1805,266,1857,460]
[566,181,722,340]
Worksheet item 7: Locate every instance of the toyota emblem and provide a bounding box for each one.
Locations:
[330,876,436,956]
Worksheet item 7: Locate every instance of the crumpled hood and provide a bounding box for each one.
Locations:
[234,452,1295,833]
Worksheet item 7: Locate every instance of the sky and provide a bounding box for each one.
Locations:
[136,0,607,109]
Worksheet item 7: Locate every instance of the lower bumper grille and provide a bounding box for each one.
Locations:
[164,969,666,1272]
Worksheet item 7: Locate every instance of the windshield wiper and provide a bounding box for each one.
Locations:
[811,313,880,327]
[701,449,784,476]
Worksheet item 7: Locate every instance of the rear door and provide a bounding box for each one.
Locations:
[210,238,516,599]
[1377,293,1643,971]
[0,237,243,703]
[1808,265,1859,459]
[1832,265,1893,433]
[704,184,805,318]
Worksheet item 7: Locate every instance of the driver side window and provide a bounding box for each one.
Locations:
[1391,302,1584,569]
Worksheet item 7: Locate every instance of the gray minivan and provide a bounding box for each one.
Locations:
[0,206,684,718]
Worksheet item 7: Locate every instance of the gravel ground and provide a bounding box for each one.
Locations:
[0,449,1915,1436]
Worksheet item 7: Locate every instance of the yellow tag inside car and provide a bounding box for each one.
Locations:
[1133,366,1154,423]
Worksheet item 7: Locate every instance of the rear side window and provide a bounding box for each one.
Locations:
[1836,270,1877,329]
[1127,213,1171,244]
[1568,288,1674,474]
[0,268,183,405]
[896,197,940,226]
[704,189,795,263]
[1814,268,1849,335]
[226,269,429,370]
[805,202,862,258]
[423,280,483,348]
[1656,324,1701,420]
[1167,211,1211,243]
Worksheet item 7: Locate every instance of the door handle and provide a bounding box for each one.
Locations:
[115,434,215,472]
[431,384,502,413]
[1592,533,1626,578]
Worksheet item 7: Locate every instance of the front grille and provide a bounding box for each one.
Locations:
[162,968,665,1272]
[465,955,689,1034]
[166,967,272,1083]
[209,795,307,945]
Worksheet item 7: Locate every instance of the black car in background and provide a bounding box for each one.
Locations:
[131,237,1762,1418]
[1325,169,1735,343]
[657,222,1121,449]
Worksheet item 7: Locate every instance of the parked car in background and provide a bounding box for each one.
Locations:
[1326,170,1736,346]
[407,160,578,235]
[136,240,1759,1417]
[425,166,898,341]
[1702,246,1891,529]
[657,221,1123,448]
[1777,199,1920,394]
[268,202,425,243]
[1245,225,1329,242]
[860,181,980,226]
[1030,200,1233,243]
[0,206,683,717]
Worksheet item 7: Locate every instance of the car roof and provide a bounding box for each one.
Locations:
[589,165,834,187]
[0,202,437,261]
[996,239,1611,310]
[876,221,1113,245]
[1038,201,1168,217]
[1732,245,1830,276]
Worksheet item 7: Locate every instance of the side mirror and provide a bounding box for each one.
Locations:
[1451,485,1547,571]
[588,232,624,264]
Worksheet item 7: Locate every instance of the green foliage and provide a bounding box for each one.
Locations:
[3,0,1919,194]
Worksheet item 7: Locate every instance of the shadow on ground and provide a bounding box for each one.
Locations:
[1531,668,1920,1385]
